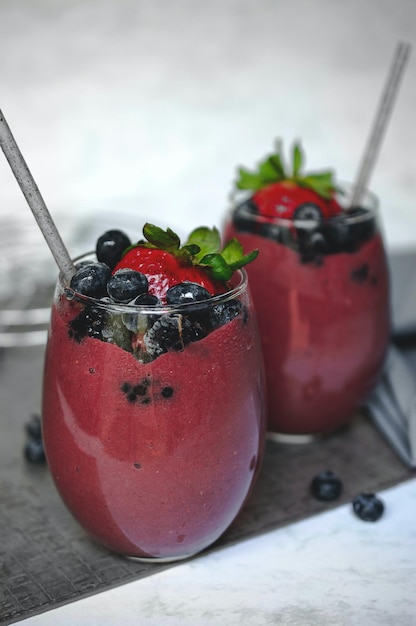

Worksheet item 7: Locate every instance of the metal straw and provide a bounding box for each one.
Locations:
[0,108,75,283]
[350,41,412,207]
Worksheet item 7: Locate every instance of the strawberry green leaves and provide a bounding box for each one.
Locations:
[186,226,259,281]
[138,223,258,282]
[186,226,221,262]
[140,223,197,264]
[236,140,339,200]
[221,239,259,272]
[292,143,303,177]
[199,239,259,281]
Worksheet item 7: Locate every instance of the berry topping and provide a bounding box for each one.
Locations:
[70,262,111,298]
[236,141,342,221]
[310,470,343,501]
[107,268,148,302]
[96,229,131,269]
[143,314,195,357]
[114,223,258,303]
[69,305,108,342]
[293,203,323,222]
[210,300,245,328]
[66,222,257,361]
[232,142,377,263]
[131,293,161,307]
[352,493,384,522]
[166,282,211,306]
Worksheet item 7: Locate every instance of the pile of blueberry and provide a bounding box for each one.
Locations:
[232,199,376,264]
[23,414,46,464]
[67,230,245,360]
[310,470,385,522]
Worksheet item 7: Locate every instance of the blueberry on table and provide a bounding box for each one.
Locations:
[107,269,149,302]
[23,414,46,464]
[352,493,384,522]
[70,262,111,298]
[310,470,343,501]
[96,229,131,269]
[24,439,46,464]
[25,413,42,440]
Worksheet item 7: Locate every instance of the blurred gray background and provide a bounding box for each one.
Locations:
[1,0,415,296]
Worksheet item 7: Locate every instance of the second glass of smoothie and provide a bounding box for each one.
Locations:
[223,143,390,439]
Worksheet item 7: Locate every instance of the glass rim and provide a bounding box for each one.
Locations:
[60,252,248,315]
[230,181,379,228]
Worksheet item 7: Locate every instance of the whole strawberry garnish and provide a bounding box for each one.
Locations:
[236,141,343,220]
[114,223,258,303]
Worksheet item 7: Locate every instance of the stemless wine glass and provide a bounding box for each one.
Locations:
[223,186,390,440]
[42,256,266,562]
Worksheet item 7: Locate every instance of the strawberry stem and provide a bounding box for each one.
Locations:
[236,140,340,200]
[122,223,259,283]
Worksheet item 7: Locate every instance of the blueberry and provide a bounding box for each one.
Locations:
[166,282,211,306]
[210,300,246,328]
[70,262,111,298]
[161,386,174,398]
[131,293,161,307]
[120,378,151,404]
[23,414,46,465]
[122,292,161,332]
[144,314,194,357]
[258,222,283,242]
[310,470,343,501]
[351,263,369,284]
[24,439,46,464]
[297,228,328,264]
[25,413,42,441]
[323,207,375,254]
[352,493,384,522]
[107,269,148,302]
[293,203,323,222]
[96,229,131,269]
[233,198,258,233]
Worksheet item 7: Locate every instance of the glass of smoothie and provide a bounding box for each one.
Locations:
[42,223,266,561]
[223,142,390,440]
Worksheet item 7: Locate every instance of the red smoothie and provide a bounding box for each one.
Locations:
[42,272,266,559]
[224,201,390,436]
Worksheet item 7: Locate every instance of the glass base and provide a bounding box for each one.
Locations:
[126,551,197,564]
[267,430,320,444]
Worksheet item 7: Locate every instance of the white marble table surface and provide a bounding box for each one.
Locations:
[1,1,416,624]
[18,479,416,626]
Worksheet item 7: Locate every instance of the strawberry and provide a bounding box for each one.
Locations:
[236,141,343,221]
[114,246,224,301]
[114,223,259,303]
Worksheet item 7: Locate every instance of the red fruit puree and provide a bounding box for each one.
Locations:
[223,225,390,435]
[42,294,265,559]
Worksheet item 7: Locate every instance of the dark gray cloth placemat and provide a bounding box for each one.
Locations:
[1,344,415,625]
